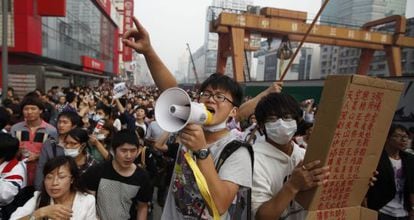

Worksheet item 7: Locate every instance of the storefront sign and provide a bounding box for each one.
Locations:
[123,0,134,61]
[81,56,105,74]
[38,0,66,17]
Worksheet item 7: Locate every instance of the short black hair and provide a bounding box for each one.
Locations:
[199,73,243,107]
[58,111,81,127]
[0,133,20,161]
[20,96,45,111]
[0,106,11,130]
[255,93,302,127]
[96,103,112,116]
[39,156,86,208]
[134,106,147,116]
[111,129,139,151]
[66,128,89,144]
[66,92,77,103]
[387,124,408,138]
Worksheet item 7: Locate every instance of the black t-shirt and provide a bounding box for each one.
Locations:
[81,160,153,220]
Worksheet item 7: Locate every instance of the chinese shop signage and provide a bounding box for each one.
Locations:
[123,0,134,61]
[296,75,404,220]
[82,56,105,74]
[38,0,66,17]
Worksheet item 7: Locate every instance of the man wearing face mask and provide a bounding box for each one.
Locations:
[92,104,111,123]
[251,93,330,220]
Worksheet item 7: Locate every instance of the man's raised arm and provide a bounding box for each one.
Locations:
[122,17,177,91]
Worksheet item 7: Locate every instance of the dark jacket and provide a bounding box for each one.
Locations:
[34,138,65,190]
[367,150,414,212]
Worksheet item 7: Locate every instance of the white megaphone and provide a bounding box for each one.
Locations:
[155,87,213,132]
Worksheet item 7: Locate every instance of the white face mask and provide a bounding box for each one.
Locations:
[204,120,227,132]
[96,133,106,140]
[265,119,297,145]
[93,114,103,122]
[204,106,235,133]
[64,148,80,158]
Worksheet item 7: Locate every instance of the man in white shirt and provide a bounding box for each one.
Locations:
[251,93,329,220]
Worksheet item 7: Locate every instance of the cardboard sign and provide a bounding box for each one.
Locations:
[295,75,404,220]
[113,82,128,99]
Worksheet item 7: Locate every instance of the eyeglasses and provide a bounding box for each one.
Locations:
[391,134,409,140]
[45,174,72,183]
[199,91,236,106]
[65,140,81,148]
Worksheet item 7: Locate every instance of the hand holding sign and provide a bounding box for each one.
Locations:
[113,82,128,99]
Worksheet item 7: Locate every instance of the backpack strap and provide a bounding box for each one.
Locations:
[51,139,58,158]
[215,140,254,172]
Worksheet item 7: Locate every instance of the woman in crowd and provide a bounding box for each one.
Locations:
[63,128,97,174]
[11,156,97,219]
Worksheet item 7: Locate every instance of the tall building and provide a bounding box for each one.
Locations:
[189,0,253,83]
[175,51,189,83]
[131,54,154,86]
[114,0,135,80]
[319,0,407,78]
[369,17,414,76]
[298,44,321,80]
[0,0,121,96]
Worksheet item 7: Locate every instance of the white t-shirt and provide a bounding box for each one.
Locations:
[251,140,307,220]
[135,121,147,134]
[379,157,408,217]
[161,132,252,220]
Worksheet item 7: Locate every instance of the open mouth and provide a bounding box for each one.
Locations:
[206,106,215,115]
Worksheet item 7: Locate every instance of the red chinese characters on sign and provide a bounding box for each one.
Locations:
[123,0,134,61]
[316,88,384,210]
[81,56,105,74]
[316,209,346,220]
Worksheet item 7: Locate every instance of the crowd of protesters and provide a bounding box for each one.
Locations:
[0,16,414,220]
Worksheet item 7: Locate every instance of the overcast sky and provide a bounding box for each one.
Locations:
[134,0,414,73]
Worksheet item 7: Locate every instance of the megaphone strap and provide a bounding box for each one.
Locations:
[183,152,220,220]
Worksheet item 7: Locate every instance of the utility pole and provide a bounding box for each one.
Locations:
[1,0,9,102]
[186,43,199,85]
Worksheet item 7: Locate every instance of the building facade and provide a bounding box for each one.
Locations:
[369,17,414,76]
[0,0,121,97]
[188,0,253,83]
[319,0,407,78]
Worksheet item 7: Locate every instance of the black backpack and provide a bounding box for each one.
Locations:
[197,140,254,220]
[216,140,254,220]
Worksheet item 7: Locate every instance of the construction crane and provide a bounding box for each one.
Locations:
[210,7,414,82]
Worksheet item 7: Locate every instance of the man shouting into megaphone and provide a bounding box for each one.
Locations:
[123,17,252,220]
